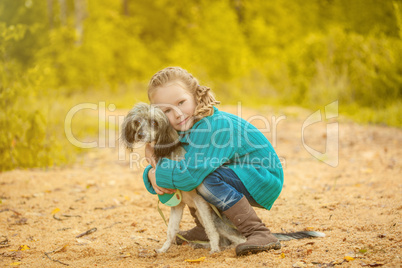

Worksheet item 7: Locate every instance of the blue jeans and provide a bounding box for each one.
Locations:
[196,167,263,211]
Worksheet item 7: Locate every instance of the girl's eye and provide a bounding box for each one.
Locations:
[178,101,185,106]
[164,109,171,113]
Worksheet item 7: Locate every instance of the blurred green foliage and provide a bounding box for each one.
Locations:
[1,0,401,171]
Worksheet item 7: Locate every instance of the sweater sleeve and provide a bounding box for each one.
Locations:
[155,115,236,191]
[142,164,157,194]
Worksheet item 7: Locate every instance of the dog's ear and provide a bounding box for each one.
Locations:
[121,118,136,149]
[154,123,180,159]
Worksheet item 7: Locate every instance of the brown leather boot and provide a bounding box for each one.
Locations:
[175,207,209,245]
[223,196,281,256]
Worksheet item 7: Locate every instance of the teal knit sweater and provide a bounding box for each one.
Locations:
[142,107,283,210]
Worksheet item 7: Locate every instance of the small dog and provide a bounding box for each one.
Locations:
[121,103,325,253]
[121,103,244,253]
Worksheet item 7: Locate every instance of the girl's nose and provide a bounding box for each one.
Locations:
[174,108,183,119]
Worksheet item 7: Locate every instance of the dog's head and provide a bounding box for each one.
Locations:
[121,102,179,158]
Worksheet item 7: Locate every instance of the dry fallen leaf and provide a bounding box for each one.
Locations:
[344,256,355,261]
[185,257,206,263]
[53,244,69,253]
[119,252,131,258]
[19,245,30,251]
[51,208,60,214]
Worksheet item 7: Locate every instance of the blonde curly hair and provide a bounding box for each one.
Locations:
[148,67,220,120]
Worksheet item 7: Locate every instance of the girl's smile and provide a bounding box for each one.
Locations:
[179,117,189,125]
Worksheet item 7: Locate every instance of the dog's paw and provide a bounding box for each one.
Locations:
[209,248,220,254]
[155,248,166,254]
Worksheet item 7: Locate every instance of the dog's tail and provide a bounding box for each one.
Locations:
[273,231,325,241]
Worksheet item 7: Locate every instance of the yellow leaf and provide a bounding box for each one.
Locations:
[118,252,131,258]
[53,244,69,253]
[185,257,206,263]
[51,208,60,214]
[124,195,130,201]
[279,252,286,258]
[344,256,355,261]
[19,245,30,251]
[305,227,315,231]
[9,262,21,266]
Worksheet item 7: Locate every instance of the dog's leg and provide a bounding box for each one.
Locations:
[156,202,185,253]
[193,196,220,253]
[214,217,246,246]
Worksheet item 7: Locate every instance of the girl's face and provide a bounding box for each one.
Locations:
[150,81,197,132]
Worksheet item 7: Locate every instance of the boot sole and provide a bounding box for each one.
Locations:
[236,241,281,256]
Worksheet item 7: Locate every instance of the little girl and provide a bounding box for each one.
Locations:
[143,67,284,256]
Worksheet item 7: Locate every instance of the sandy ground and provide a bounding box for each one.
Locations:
[0,105,401,267]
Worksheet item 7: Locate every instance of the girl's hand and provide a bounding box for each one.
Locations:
[148,168,176,195]
[145,142,157,168]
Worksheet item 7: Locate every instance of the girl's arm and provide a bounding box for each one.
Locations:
[142,144,176,195]
[142,165,157,194]
[155,116,236,191]
[143,165,177,195]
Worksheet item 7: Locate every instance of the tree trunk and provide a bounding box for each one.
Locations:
[122,0,129,16]
[47,0,53,29]
[59,0,67,26]
[74,0,86,45]
[231,0,243,23]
